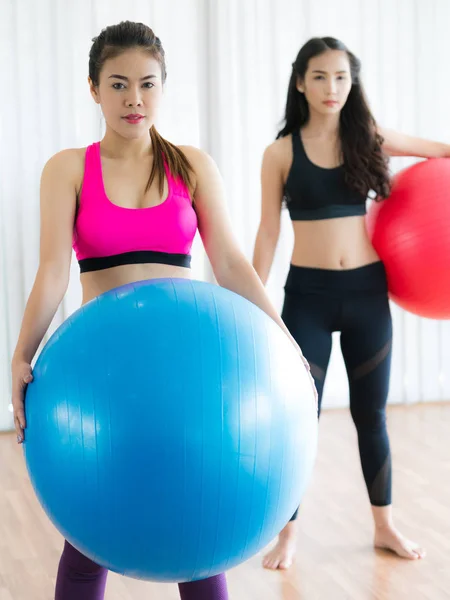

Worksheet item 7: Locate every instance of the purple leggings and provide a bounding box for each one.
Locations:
[55,541,229,600]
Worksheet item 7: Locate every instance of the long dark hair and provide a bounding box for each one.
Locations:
[278,37,390,199]
[89,21,194,195]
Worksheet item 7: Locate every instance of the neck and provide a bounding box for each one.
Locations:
[301,109,340,139]
[101,127,153,159]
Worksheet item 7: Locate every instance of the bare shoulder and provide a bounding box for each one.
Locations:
[264,136,291,157]
[43,147,85,175]
[42,147,86,194]
[264,137,292,163]
[178,145,216,171]
[177,145,221,197]
[262,136,292,181]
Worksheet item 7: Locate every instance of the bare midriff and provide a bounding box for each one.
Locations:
[290,215,380,270]
[80,263,191,305]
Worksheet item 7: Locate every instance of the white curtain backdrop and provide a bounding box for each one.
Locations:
[1,0,450,430]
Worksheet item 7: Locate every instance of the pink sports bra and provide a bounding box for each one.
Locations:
[73,142,198,273]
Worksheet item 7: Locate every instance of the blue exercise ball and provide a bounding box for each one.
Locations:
[24,278,317,582]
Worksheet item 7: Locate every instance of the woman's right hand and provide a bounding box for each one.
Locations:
[8,150,79,446]
[11,361,34,444]
[300,354,319,412]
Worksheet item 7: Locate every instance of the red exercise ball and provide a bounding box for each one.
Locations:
[366,158,450,319]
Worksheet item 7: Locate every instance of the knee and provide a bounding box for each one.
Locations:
[61,541,105,576]
[350,405,387,433]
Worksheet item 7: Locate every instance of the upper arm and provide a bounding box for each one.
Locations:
[180,146,243,274]
[259,143,284,235]
[39,150,80,278]
[377,126,450,158]
[377,126,400,156]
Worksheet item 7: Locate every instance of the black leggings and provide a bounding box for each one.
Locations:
[283,262,393,519]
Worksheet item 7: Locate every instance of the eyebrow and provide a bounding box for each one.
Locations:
[311,70,348,74]
[108,74,157,81]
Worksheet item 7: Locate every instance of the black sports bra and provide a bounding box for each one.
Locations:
[284,131,367,221]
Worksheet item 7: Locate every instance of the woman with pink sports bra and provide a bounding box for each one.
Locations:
[10,21,313,600]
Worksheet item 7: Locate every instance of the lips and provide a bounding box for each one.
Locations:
[123,114,145,123]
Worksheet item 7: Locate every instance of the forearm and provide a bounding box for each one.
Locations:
[252,227,279,285]
[12,268,69,365]
[215,254,301,354]
[394,140,450,158]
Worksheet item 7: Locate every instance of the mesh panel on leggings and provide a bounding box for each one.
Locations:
[309,362,327,383]
[368,453,392,507]
[351,340,392,380]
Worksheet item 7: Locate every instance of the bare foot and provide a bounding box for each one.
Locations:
[374,526,426,560]
[262,524,297,570]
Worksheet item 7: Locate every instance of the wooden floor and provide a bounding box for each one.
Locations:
[1,403,449,600]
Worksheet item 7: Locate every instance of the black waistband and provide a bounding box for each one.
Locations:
[288,204,366,221]
[284,261,388,295]
[79,250,192,273]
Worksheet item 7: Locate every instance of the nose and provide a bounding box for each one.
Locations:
[327,79,337,96]
[326,79,338,96]
[125,87,143,108]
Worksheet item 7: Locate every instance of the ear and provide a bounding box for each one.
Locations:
[296,78,305,94]
[88,77,100,105]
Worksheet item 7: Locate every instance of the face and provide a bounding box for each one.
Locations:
[297,50,352,116]
[89,48,164,139]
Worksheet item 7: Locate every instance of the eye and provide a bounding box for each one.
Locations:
[112,83,125,90]
[143,82,155,89]
[314,75,325,80]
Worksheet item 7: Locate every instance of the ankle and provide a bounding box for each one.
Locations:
[371,504,394,531]
[374,521,394,532]
[278,521,298,541]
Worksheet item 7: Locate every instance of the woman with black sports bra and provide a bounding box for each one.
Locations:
[253,36,450,570]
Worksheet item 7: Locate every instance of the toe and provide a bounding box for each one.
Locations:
[263,554,277,570]
[400,542,421,560]
[415,546,426,559]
